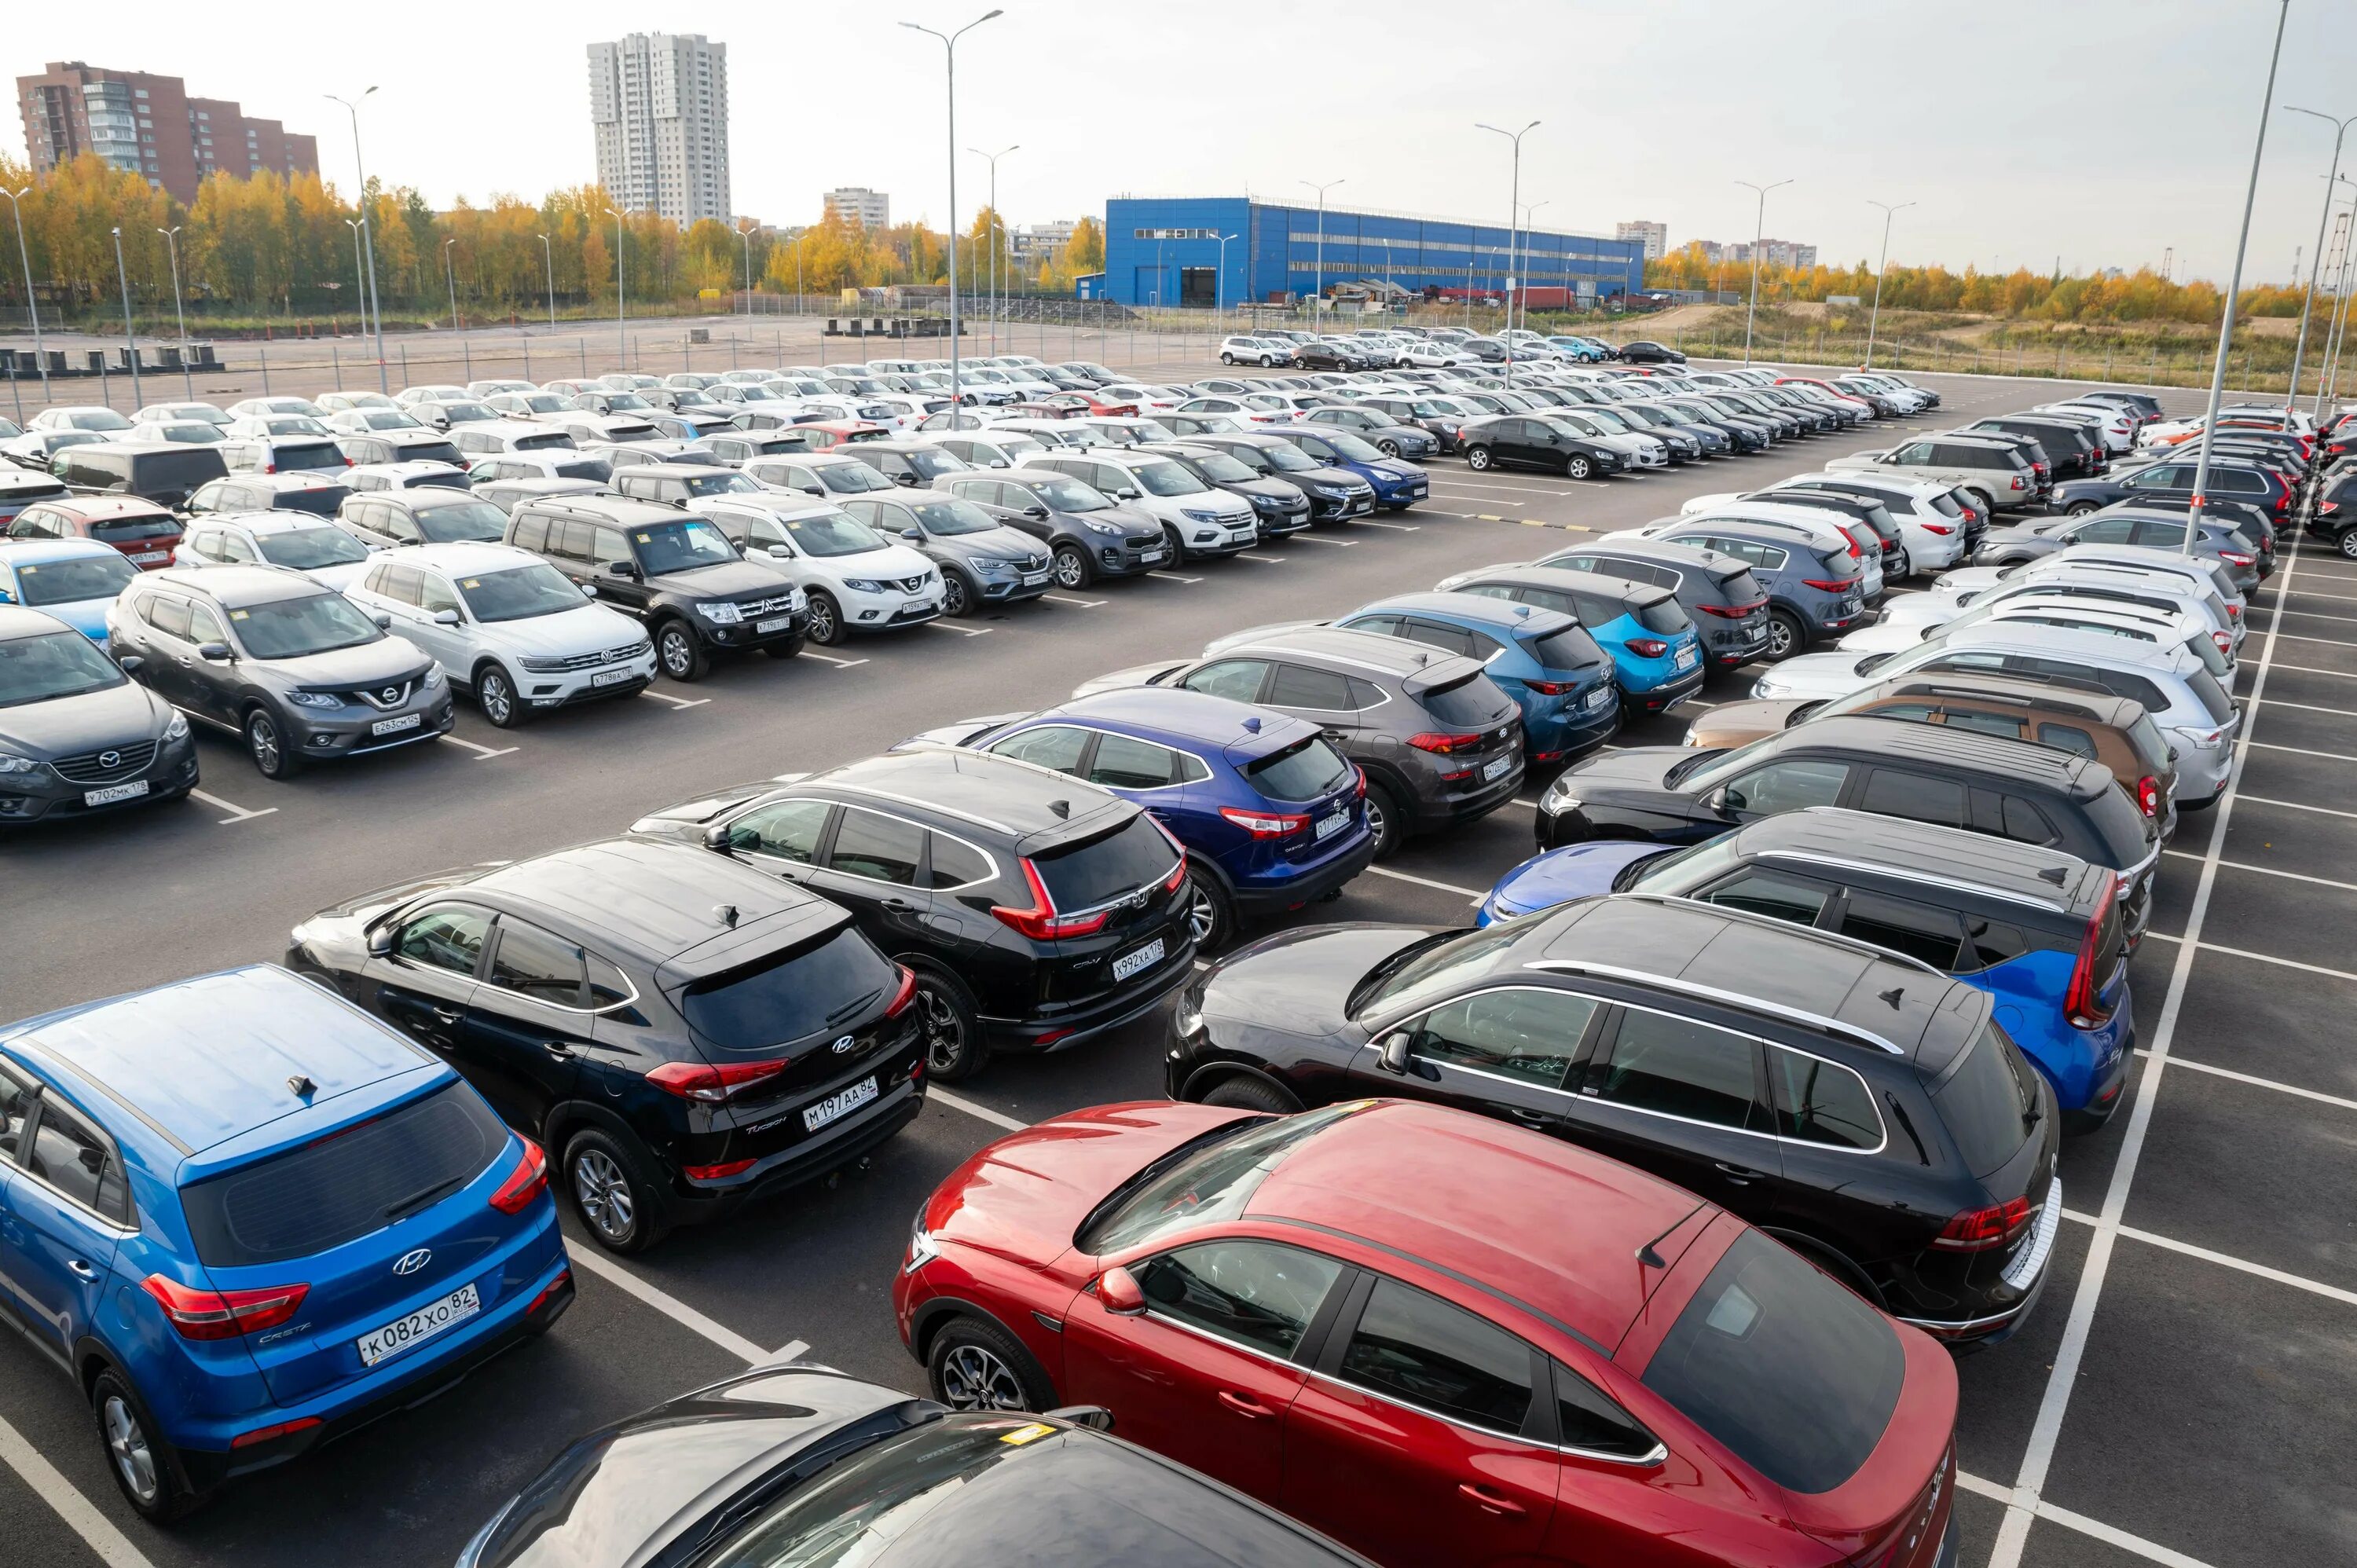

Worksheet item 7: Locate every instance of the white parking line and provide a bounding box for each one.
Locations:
[929,1086,1025,1133]
[923,621,992,637]
[2269,662,2357,680]
[1364,865,1483,898]
[2052,1208,2357,1311]
[189,787,278,825]
[1042,592,1105,607]
[2242,738,2357,763]
[1238,553,1285,564]
[1952,1470,2218,1568]
[2187,940,2357,986]
[2167,854,2357,894]
[799,650,869,668]
[1147,570,1204,584]
[1288,535,1355,547]
[2234,793,2357,821]
[0,1411,154,1568]
[2136,1050,2357,1114]
[2275,632,2357,650]
[568,1248,772,1365]
[437,735,520,760]
[1355,519,1418,531]
[2256,696,2357,720]
[1432,492,1525,507]
[640,690,710,710]
[2275,606,2357,624]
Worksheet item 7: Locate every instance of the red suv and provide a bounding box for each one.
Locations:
[894,1099,1959,1568]
[5,496,185,570]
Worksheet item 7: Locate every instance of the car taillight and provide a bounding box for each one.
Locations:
[1522,677,1578,695]
[1695,600,1761,617]
[2322,500,2343,515]
[991,856,1111,940]
[262,462,277,474]
[1920,522,1955,535]
[1626,638,1670,658]
[2212,630,2233,655]
[2011,475,2028,490]
[231,1416,322,1451]
[1407,731,1485,755]
[2227,601,2244,621]
[489,1137,548,1214]
[1932,1196,2035,1251]
[141,1276,310,1341]
[883,965,917,1018]
[646,1057,791,1102]
[2218,549,2255,566]
[2065,870,2121,1028]
[1802,577,1855,592]
[2137,775,2163,819]
[1220,804,1310,837]
[684,1157,758,1181]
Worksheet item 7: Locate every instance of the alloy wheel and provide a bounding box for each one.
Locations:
[572,1149,636,1242]
[659,628,695,679]
[247,715,282,774]
[1567,456,1593,480]
[1766,617,1796,659]
[943,574,971,617]
[808,595,840,644]
[1053,547,1088,589]
[1185,882,1219,946]
[479,671,514,725]
[917,983,968,1074]
[2341,530,2357,561]
[103,1395,157,1505]
[938,1343,1028,1411]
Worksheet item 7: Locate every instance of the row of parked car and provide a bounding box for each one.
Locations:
[1220,322,1691,369]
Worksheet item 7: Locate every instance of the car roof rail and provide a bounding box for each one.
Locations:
[1523,944,1911,1057]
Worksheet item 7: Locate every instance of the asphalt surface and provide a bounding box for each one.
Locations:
[2,361,2351,1568]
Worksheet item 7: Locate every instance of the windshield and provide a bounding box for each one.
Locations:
[256,526,368,570]
[600,393,652,411]
[0,629,124,706]
[1131,460,1207,497]
[456,563,585,623]
[783,511,889,557]
[629,519,737,573]
[1362,923,1523,1017]
[229,592,382,658]
[148,423,222,444]
[684,471,760,496]
[13,552,137,606]
[410,500,511,542]
[365,410,424,429]
[1258,441,1319,473]
[1026,474,1110,511]
[1078,1104,1365,1255]
[905,498,998,537]
[1582,408,1635,433]
[1317,430,1386,463]
[819,463,893,494]
[1184,450,1259,483]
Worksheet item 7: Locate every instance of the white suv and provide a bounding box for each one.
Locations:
[695,496,943,646]
[1017,450,1256,562]
[1761,473,1971,573]
[1220,335,1288,367]
[345,541,655,726]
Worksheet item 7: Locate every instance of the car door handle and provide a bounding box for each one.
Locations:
[1216,1390,1274,1419]
[1714,1161,1765,1183]
[542,1042,574,1061]
[881,897,918,914]
[1458,1482,1527,1517]
[431,1006,461,1024]
[68,1259,98,1281]
[1505,1106,1552,1123]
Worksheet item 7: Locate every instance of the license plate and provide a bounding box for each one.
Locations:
[755,616,792,634]
[1140,549,1166,564]
[370,713,423,737]
[1673,648,1699,670]
[803,1075,878,1133]
[1113,937,1166,981]
[1842,596,1863,614]
[1481,756,1512,782]
[592,668,635,687]
[1314,805,1351,841]
[83,779,149,807]
[1021,571,1049,586]
[357,1283,479,1368]
[1585,687,1615,711]
[131,551,168,564]
[2003,1179,2062,1290]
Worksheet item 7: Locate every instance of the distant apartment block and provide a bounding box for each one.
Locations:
[1011,218,1078,266]
[1724,237,1819,270]
[16,60,317,202]
[1615,220,1669,262]
[588,32,731,225]
[823,187,891,231]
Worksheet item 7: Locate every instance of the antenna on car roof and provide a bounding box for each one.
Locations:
[1048,799,1071,819]
[1877,987,1906,1009]
[714,903,739,929]
[287,1075,317,1098]
[2036,865,2070,886]
[1634,1200,1707,1270]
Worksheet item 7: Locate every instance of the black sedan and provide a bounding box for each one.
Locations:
[456,1362,1377,1568]
[1615,340,1688,365]
[1457,412,1626,479]
[1288,343,1368,372]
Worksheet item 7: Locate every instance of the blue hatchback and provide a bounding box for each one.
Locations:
[1326,590,1620,766]
[904,687,1376,950]
[0,965,571,1521]
[0,539,141,641]
[1432,562,1706,716]
[1473,808,2135,1127]
[1262,423,1430,509]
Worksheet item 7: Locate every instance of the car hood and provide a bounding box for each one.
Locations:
[1837,619,1941,655]
[1486,843,1672,920]
[820,543,935,581]
[262,637,433,687]
[1683,697,1816,751]
[0,678,170,760]
[1202,921,1441,1042]
[478,600,648,657]
[301,560,371,592]
[1226,475,1307,505]
[1751,648,1890,701]
[1560,744,1695,795]
[1071,659,1191,698]
[1297,464,1372,491]
[660,559,812,597]
[948,526,1050,566]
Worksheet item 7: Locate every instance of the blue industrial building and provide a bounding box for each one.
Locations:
[1101,196,1646,310]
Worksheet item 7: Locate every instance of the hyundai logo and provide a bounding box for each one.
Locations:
[392,1247,433,1277]
[97,749,121,769]
[830,1035,856,1055]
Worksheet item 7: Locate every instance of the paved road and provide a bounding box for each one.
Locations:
[2,362,2350,1568]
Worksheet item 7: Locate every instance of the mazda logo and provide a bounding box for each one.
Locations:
[97,749,121,769]
[392,1247,432,1277]
[380,687,401,704]
[830,1035,856,1055]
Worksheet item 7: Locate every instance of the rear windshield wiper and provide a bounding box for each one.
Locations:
[382,1174,467,1222]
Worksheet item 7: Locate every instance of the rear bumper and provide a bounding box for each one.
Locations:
[1230,826,1380,917]
[679,1077,928,1213]
[991,932,1203,1052]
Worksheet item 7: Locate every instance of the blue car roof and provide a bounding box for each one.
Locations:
[1351,590,1579,637]
[0,537,123,567]
[1051,687,1316,757]
[1,965,447,1163]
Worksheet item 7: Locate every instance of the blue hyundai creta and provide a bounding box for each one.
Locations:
[1260,423,1430,510]
[1429,563,1706,716]
[0,539,141,641]
[900,687,1376,950]
[1473,808,2134,1129]
[1326,590,1621,767]
[0,965,570,1522]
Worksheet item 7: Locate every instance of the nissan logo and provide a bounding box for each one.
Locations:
[392,1247,433,1277]
[97,749,121,769]
[380,687,401,705]
[830,1035,856,1055]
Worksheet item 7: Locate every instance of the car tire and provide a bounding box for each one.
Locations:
[1765,607,1806,661]
[1466,445,1494,471]
[1051,543,1093,589]
[909,964,990,1082]
[1182,874,1234,954]
[2338,529,2357,562]
[244,706,301,779]
[1219,352,1236,365]
[805,592,847,646]
[92,1370,203,1524]
[563,1126,673,1255]
[1163,523,1188,564]
[927,1313,1056,1413]
[1377,438,1401,457]
[1200,1074,1301,1113]
[475,662,530,728]
[1565,455,1594,480]
[654,620,709,682]
[940,570,977,617]
[1261,355,1278,368]
[1363,779,1406,859]
[2066,501,2099,517]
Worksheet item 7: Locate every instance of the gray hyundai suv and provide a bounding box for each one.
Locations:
[106,566,453,777]
[1631,517,1868,659]
[932,467,1168,587]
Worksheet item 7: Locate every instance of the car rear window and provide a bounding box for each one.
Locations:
[2124,713,2172,776]
[2081,782,2154,866]
[1641,1229,1905,1494]
[277,441,350,473]
[179,1082,508,1268]
[128,449,229,493]
[1714,568,1764,604]
[1932,1020,2040,1177]
[274,485,352,518]
[1244,735,1353,802]
[680,925,898,1050]
[86,511,179,542]
[1526,625,1608,671]
[1635,595,1690,636]
[1417,671,1513,728]
[1032,813,1179,912]
[2185,666,2235,725]
[1813,550,1858,581]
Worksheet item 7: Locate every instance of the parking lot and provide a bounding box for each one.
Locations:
[1,362,2349,1568]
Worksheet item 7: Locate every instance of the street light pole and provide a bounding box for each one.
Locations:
[1517,200,1550,332]
[1476,119,1539,386]
[325,88,387,393]
[2281,108,2356,416]
[1863,198,1915,370]
[967,144,1017,354]
[2318,177,2357,414]
[537,233,556,331]
[1735,177,1793,365]
[343,218,368,347]
[604,207,626,369]
[2183,0,2289,556]
[0,188,48,401]
[110,226,141,406]
[737,221,754,315]
[1301,178,1344,321]
[903,11,1003,414]
[156,225,191,397]
[443,237,460,335]
[1215,232,1237,314]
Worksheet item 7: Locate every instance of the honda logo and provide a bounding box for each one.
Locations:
[831,1035,856,1055]
[392,1247,433,1277]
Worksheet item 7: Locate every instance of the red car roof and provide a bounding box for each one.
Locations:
[54,496,178,521]
[1244,1099,1711,1351]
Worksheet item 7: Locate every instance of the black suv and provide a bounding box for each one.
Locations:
[1532,537,1772,669]
[1535,714,2160,927]
[49,440,227,507]
[1181,432,1376,524]
[504,494,805,680]
[1170,891,2062,1344]
[1959,416,2105,480]
[628,747,1197,1079]
[289,838,926,1254]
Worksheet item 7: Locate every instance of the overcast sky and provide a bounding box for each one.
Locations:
[11,2,2353,284]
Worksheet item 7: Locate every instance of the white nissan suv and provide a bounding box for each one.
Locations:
[691,496,944,646]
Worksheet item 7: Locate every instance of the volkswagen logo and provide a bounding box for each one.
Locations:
[830,1035,856,1055]
[380,687,401,705]
[97,749,121,770]
[392,1247,433,1277]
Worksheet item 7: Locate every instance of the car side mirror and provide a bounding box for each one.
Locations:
[1702,785,1730,814]
[1117,487,1141,500]
[117,654,143,673]
[197,641,232,661]
[702,823,732,851]
[1096,1266,1147,1315]
[606,560,641,581]
[580,582,597,597]
[433,608,462,627]
[372,612,393,630]
[765,544,794,559]
[1376,1030,1413,1074]
[1043,1405,1116,1432]
[1025,505,1048,519]
[893,472,918,487]
[365,926,394,958]
[900,527,923,543]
